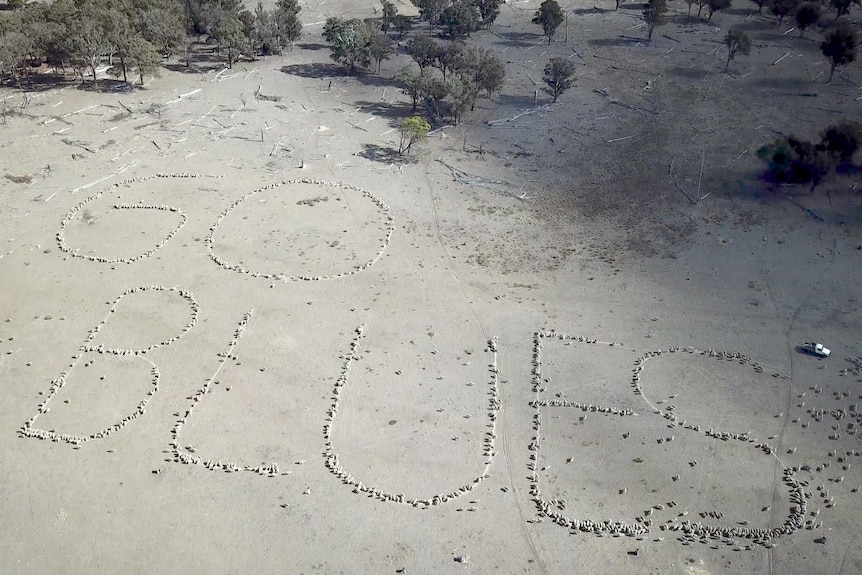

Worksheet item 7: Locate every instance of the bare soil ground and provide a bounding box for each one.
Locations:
[2,0,862,573]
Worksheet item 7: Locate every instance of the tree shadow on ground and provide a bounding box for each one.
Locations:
[747,75,816,90]
[162,48,240,74]
[360,143,418,164]
[495,92,542,109]
[667,66,710,79]
[668,15,705,24]
[164,62,225,74]
[491,30,541,48]
[0,73,68,93]
[294,42,328,51]
[619,3,649,10]
[574,6,612,15]
[76,79,137,93]
[755,31,797,42]
[280,63,390,87]
[588,36,645,47]
[725,7,757,16]
[732,20,774,32]
[353,100,415,122]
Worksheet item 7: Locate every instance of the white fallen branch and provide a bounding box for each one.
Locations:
[166,88,201,105]
[435,159,532,199]
[71,160,138,193]
[486,104,550,126]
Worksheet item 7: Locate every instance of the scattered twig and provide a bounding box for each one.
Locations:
[669,158,709,204]
[486,105,549,126]
[71,160,138,193]
[735,148,749,160]
[675,181,697,204]
[165,89,201,105]
[662,34,681,43]
[785,195,825,221]
[772,52,790,65]
[569,47,585,62]
[608,135,635,143]
[435,159,530,199]
[782,27,795,35]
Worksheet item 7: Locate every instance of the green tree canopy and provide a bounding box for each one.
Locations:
[543,57,576,102]
[757,136,834,192]
[795,2,821,36]
[411,0,448,29]
[820,121,861,165]
[407,33,438,69]
[830,0,861,19]
[323,17,372,75]
[398,115,431,155]
[274,0,302,50]
[439,1,480,39]
[769,0,800,26]
[724,29,751,71]
[532,0,564,44]
[706,0,731,21]
[643,0,668,41]
[474,0,504,28]
[821,23,857,82]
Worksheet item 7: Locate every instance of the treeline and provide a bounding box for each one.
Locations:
[317,0,586,125]
[0,0,302,86]
[758,121,862,192]
[318,0,507,125]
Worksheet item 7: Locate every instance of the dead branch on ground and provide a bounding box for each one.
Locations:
[436,159,531,200]
[668,155,710,205]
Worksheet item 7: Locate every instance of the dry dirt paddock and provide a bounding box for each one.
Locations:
[1,0,862,573]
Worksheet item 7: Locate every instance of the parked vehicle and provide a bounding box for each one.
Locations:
[802,342,831,357]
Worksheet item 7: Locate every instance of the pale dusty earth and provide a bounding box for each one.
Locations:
[2,0,862,573]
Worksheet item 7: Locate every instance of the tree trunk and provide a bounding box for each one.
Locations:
[828,63,836,82]
[120,54,127,83]
[90,62,97,85]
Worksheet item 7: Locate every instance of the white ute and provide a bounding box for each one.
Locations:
[803,342,831,357]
